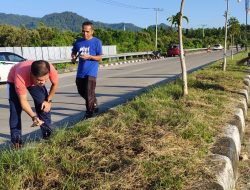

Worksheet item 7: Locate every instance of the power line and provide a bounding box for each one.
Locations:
[94,0,163,50]
[94,0,154,10]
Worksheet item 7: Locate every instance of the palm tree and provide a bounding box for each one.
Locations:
[167,0,188,96]
[167,12,189,29]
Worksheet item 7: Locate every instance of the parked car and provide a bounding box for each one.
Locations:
[0,52,26,83]
[213,44,223,50]
[167,44,180,57]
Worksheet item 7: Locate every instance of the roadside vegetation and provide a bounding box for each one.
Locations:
[0,18,248,54]
[53,62,77,71]
[0,52,248,189]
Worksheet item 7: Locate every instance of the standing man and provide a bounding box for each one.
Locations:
[71,21,103,119]
[7,60,58,148]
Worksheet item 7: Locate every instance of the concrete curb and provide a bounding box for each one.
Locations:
[98,58,166,68]
[57,57,166,73]
[193,74,250,190]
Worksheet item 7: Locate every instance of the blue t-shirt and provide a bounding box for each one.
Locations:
[72,37,102,78]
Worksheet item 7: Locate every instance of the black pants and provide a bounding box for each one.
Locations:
[8,83,52,144]
[76,76,97,113]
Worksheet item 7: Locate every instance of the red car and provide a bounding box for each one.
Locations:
[167,44,180,57]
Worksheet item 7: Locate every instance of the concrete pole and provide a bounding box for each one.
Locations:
[155,9,158,50]
[223,0,229,71]
[245,0,248,50]
[154,8,163,51]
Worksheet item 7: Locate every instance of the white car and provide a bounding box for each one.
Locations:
[0,52,26,83]
[213,44,223,50]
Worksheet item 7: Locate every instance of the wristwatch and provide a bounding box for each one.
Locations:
[45,98,52,103]
[32,115,38,121]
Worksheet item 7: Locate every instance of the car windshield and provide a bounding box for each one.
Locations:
[0,54,6,61]
[7,54,25,62]
[0,52,25,62]
[169,44,179,49]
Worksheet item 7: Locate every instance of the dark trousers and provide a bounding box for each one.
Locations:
[8,83,52,144]
[76,76,97,113]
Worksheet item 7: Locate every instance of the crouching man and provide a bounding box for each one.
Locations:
[7,60,58,148]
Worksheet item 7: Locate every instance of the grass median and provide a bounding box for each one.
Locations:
[0,52,248,190]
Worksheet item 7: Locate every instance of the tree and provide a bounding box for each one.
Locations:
[167,12,189,29]
[228,17,240,47]
[167,0,188,96]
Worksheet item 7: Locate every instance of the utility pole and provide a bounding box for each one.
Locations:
[201,24,207,38]
[245,0,249,50]
[201,24,207,46]
[223,0,229,71]
[237,0,249,49]
[154,8,163,50]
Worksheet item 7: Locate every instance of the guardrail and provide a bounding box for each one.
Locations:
[49,51,154,64]
[185,48,207,52]
[50,48,209,64]
[102,51,153,61]
[0,46,212,64]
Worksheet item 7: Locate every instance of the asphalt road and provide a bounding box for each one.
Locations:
[0,50,233,146]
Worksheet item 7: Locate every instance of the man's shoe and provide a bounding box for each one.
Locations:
[12,136,23,150]
[42,131,52,139]
[94,103,99,113]
[13,143,23,150]
[41,124,53,139]
[82,111,94,120]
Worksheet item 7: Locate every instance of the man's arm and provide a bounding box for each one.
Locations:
[19,94,36,118]
[18,94,44,126]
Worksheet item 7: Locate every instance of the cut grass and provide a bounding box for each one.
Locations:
[0,52,248,190]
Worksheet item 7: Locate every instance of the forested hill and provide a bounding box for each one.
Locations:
[0,13,40,29]
[148,23,171,30]
[0,11,143,32]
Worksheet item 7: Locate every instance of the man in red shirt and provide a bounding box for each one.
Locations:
[7,60,58,148]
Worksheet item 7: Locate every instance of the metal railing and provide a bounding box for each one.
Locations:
[102,51,153,61]
[39,48,210,64]
[0,46,211,64]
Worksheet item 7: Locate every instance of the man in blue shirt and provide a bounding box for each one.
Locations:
[71,21,102,119]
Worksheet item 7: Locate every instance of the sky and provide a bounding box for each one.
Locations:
[0,0,249,29]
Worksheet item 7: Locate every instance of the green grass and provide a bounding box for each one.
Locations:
[0,51,248,190]
[53,62,76,70]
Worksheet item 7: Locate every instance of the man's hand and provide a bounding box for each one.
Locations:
[71,54,77,63]
[31,116,44,127]
[80,54,92,60]
[41,101,51,112]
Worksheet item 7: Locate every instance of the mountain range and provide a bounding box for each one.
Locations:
[0,11,169,32]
